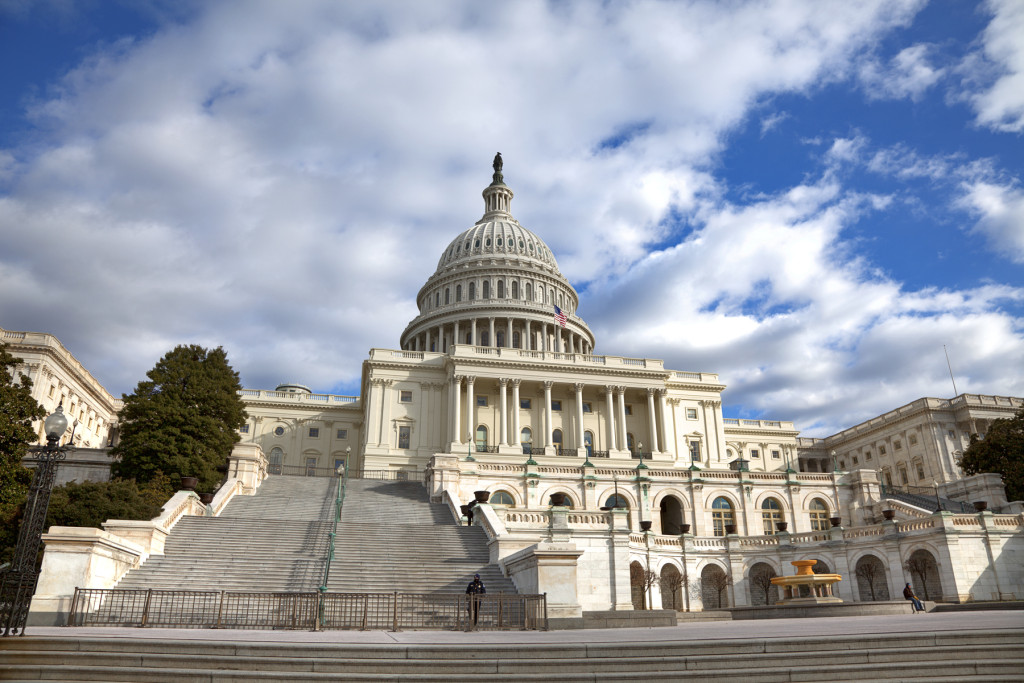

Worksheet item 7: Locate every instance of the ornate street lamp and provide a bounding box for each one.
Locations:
[1,405,76,636]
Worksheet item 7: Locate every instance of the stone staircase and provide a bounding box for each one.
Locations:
[2,628,1022,681]
[327,478,515,594]
[115,476,337,592]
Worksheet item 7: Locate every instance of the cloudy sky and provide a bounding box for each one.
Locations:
[1,0,1022,436]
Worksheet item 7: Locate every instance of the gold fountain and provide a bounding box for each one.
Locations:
[770,559,843,605]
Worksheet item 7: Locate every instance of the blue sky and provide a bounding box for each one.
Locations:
[1,0,1021,436]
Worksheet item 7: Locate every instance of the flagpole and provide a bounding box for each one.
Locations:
[943,345,959,397]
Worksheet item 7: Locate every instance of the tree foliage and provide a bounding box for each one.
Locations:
[0,343,45,513]
[959,408,1024,503]
[46,475,173,529]
[111,345,246,491]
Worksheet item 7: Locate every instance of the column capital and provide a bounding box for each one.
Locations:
[646,387,656,397]
[465,376,476,386]
[499,377,509,387]
[543,381,554,390]
[573,383,585,393]
[511,378,522,387]
[616,385,626,395]
[453,374,464,383]
[605,384,616,393]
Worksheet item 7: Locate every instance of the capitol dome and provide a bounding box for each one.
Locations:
[400,155,595,355]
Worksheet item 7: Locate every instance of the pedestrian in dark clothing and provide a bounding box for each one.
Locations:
[903,582,925,612]
[466,500,476,526]
[466,574,486,625]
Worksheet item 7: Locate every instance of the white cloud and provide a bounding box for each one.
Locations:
[956,180,1024,263]
[961,0,1024,132]
[859,43,944,101]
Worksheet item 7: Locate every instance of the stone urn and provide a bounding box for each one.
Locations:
[180,476,198,491]
[776,521,789,532]
[882,509,896,521]
[198,492,215,505]
[679,524,691,534]
[973,501,988,512]
[829,516,842,528]
[640,520,653,532]
[724,524,737,535]
[549,492,567,507]
[460,504,471,517]
[473,490,490,503]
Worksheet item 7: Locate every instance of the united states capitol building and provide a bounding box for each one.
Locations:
[8,158,1024,624]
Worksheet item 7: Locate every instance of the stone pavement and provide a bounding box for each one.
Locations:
[21,609,1024,645]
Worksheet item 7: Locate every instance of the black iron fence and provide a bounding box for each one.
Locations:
[67,589,547,631]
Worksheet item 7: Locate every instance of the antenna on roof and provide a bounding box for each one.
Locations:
[944,345,959,398]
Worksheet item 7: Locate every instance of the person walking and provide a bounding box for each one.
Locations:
[466,573,486,626]
[903,582,925,612]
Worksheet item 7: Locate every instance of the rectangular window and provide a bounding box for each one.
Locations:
[48,385,56,398]
[400,390,413,403]
[520,398,531,409]
[909,433,918,445]
[947,430,955,440]
[839,459,847,469]
[240,424,249,434]
[750,449,760,459]
[894,440,902,450]
[398,425,411,449]
[624,405,632,416]
[865,450,872,461]
[308,427,319,438]
[336,429,348,439]
[771,450,781,459]
[689,441,701,461]
[686,408,698,420]
[879,444,886,455]
[476,396,488,407]
[899,467,908,484]
[852,454,859,465]
[582,402,592,413]
[334,458,345,472]
[551,400,562,411]
[916,462,925,479]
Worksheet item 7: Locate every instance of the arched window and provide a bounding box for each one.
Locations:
[269,447,284,474]
[761,498,784,535]
[604,494,629,509]
[475,425,488,452]
[456,285,462,302]
[497,280,505,298]
[809,498,830,531]
[466,332,473,344]
[491,490,515,506]
[469,282,476,300]
[444,288,450,304]
[552,429,563,451]
[512,331,521,348]
[481,331,490,346]
[525,282,532,301]
[584,430,594,457]
[496,331,505,348]
[512,281,519,299]
[520,427,532,454]
[711,497,735,537]
[483,280,490,299]
[435,292,440,307]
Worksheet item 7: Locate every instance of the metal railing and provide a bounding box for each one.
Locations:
[475,445,500,454]
[67,589,547,631]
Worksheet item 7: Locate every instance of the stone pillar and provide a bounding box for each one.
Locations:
[512,379,521,450]
[525,319,532,350]
[657,390,669,455]
[488,317,496,348]
[499,378,509,446]
[575,383,585,454]
[453,321,460,346]
[470,319,477,346]
[451,375,462,448]
[605,385,617,452]
[617,387,628,451]
[507,317,513,348]
[647,389,659,453]
[466,376,476,449]
[609,509,634,610]
[425,329,432,353]
[543,381,554,454]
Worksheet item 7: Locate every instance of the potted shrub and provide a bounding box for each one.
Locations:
[460,504,471,517]
[679,524,691,534]
[640,520,653,532]
[180,476,198,491]
[882,509,896,521]
[973,501,988,512]
[724,524,737,535]
[473,490,490,503]
[775,521,789,532]
[198,492,215,505]
[549,492,567,506]
[829,516,842,527]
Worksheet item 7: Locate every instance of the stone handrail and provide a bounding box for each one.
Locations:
[843,525,885,539]
[692,538,726,549]
[629,533,645,544]
[472,503,507,543]
[441,488,464,524]
[951,515,981,526]
[503,511,550,526]
[787,530,831,544]
[882,499,932,519]
[992,515,1023,527]
[153,490,203,532]
[737,535,780,546]
[897,518,936,532]
[566,512,610,526]
[210,478,242,517]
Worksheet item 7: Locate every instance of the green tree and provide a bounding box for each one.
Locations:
[959,408,1024,503]
[0,343,45,513]
[111,345,247,491]
[45,474,173,530]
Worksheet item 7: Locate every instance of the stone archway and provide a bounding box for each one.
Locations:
[748,562,779,606]
[630,561,647,610]
[660,564,683,611]
[701,564,730,609]
[854,554,890,601]
[660,495,684,535]
[906,549,942,601]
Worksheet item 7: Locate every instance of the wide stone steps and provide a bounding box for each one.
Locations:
[1,629,1021,681]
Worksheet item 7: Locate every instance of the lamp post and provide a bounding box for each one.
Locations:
[1,405,76,636]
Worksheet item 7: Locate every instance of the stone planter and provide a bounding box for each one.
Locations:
[640,521,653,532]
[882,509,896,521]
[973,501,988,512]
[549,492,567,507]
[679,524,691,534]
[829,516,842,528]
[775,522,789,532]
[180,476,198,491]
[473,490,490,503]
[198,492,215,505]
[460,505,471,516]
[724,524,737,535]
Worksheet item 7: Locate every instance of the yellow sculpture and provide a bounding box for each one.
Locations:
[771,560,843,605]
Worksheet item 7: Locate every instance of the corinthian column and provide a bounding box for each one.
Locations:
[605,385,617,451]
[543,381,554,453]
[617,387,628,451]
[466,376,476,450]
[647,388,659,453]
[499,378,509,446]
[511,379,521,450]
[574,383,585,455]
[451,375,462,447]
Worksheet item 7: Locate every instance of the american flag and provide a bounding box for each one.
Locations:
[554,306,567,327]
